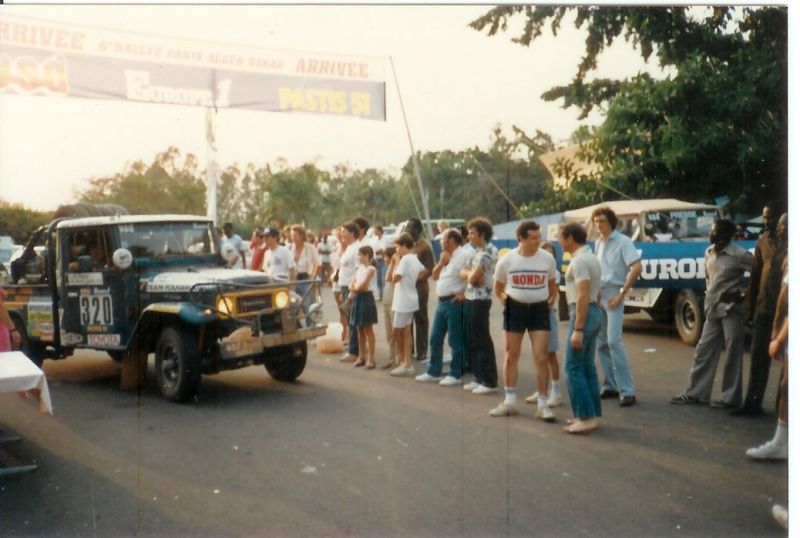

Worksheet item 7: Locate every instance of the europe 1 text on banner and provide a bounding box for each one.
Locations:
[0,14,386,121]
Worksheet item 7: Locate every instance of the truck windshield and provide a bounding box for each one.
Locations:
[118,222,216,258]
[644,209,720,242]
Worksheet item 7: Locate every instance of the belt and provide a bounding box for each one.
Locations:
[720,290,745,303]
[297,272,310,279]
[439,295,455,302]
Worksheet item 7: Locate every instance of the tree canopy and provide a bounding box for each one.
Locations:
[471,6,788,216]
[72,123,552,235]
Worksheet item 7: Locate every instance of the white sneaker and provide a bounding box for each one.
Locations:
[390,365,415,377]
[489,401,519,417]
[439,376,462,387]
[772,504,788,530]
[472,384,498,395]
[746,440,788,460]
[525,392,540,404]
[535,406,556,422]
[415,373,443,383]
[547,393,564,408]
[463,381,479,391]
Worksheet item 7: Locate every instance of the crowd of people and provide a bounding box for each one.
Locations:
[314,209,647,436]
[218,202,788,445]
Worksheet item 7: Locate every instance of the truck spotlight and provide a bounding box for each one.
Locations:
[216,296,235,315]
[274,290,290,309]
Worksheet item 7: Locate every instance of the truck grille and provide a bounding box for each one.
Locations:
[236,294,272,314]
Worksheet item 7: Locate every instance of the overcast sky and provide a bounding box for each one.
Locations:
[0,4,784,212]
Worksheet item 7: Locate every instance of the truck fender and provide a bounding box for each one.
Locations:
[125,302,214,353]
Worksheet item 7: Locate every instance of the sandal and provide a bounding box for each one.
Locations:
[353,360,366,368]
[365,361,376,370]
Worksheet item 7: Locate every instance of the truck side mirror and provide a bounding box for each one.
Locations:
[112,248,133,270]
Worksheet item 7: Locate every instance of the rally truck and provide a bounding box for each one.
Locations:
[5,210,326,402]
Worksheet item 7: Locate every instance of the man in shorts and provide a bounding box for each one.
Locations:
[490,220,559,421]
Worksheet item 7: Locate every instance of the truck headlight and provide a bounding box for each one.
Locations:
[216,296,235,315]
[274,290,290,309]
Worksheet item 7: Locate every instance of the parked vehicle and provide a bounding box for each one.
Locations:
[563,199,755,345]
[493,199,756,346]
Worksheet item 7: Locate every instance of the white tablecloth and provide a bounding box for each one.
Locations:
[0,351,53,414]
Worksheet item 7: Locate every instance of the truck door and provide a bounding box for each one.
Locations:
[60,227,131,352]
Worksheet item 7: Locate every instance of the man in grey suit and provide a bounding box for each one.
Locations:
[671,219,753,408]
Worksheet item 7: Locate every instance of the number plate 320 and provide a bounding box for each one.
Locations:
[79,293,114,326]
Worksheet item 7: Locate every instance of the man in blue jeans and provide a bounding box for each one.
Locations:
[591,206,642,407]
[415,228,471,385]
[559,222,603,434]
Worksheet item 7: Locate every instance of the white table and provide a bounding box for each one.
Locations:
[0,351,53,414]
[0,351,53,475]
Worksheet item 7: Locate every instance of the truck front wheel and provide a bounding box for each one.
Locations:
[265,342,307,382]
[674,290,704,346]
[155,326,201,402]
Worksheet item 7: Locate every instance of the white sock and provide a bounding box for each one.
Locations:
[505,387,517,405]
[774,422,788,447]
[550,380,561,397]
[538,396,548,408]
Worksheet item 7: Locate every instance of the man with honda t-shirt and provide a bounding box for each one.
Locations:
[490,220,559,422]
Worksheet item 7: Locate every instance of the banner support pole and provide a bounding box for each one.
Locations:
[389,56,433,240]
[205,107,218,225]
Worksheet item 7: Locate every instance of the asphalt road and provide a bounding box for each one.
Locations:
[0,288,788,537]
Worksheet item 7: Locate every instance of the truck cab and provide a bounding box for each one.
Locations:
[6,213,325,402]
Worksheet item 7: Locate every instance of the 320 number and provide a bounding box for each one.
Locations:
[79,295,113,326]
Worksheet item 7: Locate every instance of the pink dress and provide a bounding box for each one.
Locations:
[0,288,11,352]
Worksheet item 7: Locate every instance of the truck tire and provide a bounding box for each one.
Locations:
[674,290,704,346]
[155,326,201,402]
[265,342,307,382]
[11,315,44,367]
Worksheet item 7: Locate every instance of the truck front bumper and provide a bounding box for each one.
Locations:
[218,324,327,360]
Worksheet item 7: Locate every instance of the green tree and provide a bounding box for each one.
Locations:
[78,147,206,215]
[0,200,52,243]
[471,6,788,216]
[401,126,554,224]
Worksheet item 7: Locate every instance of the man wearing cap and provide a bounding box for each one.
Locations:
[261,227,296,282]
[222,222,246,269]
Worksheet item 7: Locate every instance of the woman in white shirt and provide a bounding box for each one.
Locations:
[290,225,321,326]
